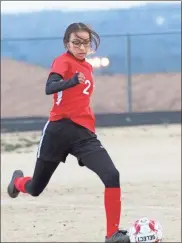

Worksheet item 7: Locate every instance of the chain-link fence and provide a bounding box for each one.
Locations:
[1,31,181,117]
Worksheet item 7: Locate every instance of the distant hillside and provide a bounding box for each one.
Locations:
[1,2,181,74]
[1,58,181,118]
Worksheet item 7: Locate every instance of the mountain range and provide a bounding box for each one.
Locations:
[1,2,181,74]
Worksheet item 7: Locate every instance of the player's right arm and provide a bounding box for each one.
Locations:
[45,72,80,95]
[45,57,85,95]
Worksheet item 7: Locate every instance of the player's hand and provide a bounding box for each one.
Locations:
[77,72,85,84]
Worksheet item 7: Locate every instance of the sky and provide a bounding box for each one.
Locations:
[1,1,180,13]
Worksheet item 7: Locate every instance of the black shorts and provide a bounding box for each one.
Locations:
[37,118,105,166]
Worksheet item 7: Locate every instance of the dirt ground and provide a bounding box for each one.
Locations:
[1,124,181,242]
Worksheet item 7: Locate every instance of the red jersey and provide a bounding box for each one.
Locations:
[48,52,96,133]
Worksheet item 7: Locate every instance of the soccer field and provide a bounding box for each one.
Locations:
[1,125,181,242]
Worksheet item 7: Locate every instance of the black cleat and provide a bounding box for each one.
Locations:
[105,230,130,243]
[7,170,24,198]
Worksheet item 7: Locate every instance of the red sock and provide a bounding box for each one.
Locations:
[14,177,32,193]
[104,188,121,238]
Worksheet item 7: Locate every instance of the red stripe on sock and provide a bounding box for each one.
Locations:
[14,177,31,193]
[104,188,121,238]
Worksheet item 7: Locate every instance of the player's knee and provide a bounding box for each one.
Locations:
[103,168,120,188]
[30,189,42,197]
[26,183,43,197]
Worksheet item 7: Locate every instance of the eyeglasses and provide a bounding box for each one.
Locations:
[70,40,91,48]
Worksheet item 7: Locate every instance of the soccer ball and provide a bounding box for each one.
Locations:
[128,217,163,242]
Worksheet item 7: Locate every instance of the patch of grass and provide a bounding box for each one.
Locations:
[18,138,39,147]
[1,138,39,152]
[2,143,23,152]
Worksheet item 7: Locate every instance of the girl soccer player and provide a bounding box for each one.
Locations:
[7,23,130,243]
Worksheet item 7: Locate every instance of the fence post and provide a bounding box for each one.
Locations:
[126,34,132,113]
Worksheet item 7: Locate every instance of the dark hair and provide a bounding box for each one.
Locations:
[63,22,100,51]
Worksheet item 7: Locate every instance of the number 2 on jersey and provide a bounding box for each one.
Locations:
[83,80,91,95]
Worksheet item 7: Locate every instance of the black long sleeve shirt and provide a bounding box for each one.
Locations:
[45,72,80,95]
